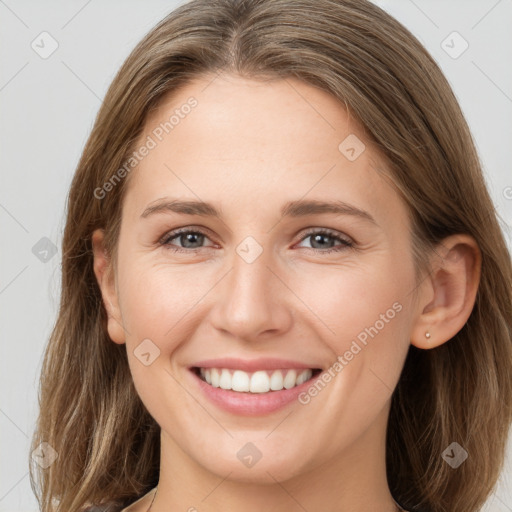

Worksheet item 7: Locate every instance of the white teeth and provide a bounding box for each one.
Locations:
[219,369,231,390]
[210,368,220,388]
[269,370,283,391]
[283,369,297,389]
[198,368,314,393]
[296,370,308,385]
[232,370,250,392]
[250,371,270,393]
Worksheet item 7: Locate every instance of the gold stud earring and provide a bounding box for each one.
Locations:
[425,331,431,339]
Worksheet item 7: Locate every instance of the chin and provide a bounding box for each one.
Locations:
[190,442,313,485]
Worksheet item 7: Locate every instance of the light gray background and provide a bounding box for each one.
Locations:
[1,1,511,510]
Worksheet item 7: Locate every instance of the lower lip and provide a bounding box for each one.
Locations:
[189,369,319,416]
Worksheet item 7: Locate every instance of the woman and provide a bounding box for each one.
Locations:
[29,0,512,511]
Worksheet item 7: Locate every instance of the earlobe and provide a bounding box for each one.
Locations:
[91,229,126,345]
[411,234,481,350]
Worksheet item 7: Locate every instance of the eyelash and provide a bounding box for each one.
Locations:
[158,227,354,254]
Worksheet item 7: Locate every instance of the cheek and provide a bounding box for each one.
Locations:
[293,255,413,346]
[117,259,206,421]
[118,258,211,342]
[289,253,415,414]
[119,244,414,353]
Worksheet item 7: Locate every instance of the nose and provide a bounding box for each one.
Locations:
[209,246,293,342]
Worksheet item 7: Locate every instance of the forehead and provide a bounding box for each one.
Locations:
[123,73,406,227]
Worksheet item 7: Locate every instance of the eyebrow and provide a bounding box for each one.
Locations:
[140,198,377,225]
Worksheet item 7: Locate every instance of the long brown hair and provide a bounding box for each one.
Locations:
[29,1,512,511]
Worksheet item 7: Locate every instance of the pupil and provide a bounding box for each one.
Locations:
[311,233,333,249]
[177,233,336,250]
[182,233,203,248]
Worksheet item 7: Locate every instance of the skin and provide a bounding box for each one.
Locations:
[92,73,481,512]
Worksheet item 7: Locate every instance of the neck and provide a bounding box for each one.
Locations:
[150,401,399,512]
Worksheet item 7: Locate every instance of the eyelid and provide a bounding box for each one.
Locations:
[159,225,354,253]
[296,226,353,245]
[158,225,218,246]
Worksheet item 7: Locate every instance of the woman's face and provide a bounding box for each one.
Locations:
[100,73,421,483]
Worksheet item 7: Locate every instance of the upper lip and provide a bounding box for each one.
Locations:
[191,357,323,372]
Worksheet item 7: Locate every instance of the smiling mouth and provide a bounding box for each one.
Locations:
[192,367,322,393]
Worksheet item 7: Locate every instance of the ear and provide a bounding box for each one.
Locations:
[91,229,126,345]
[410,234,481,349]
